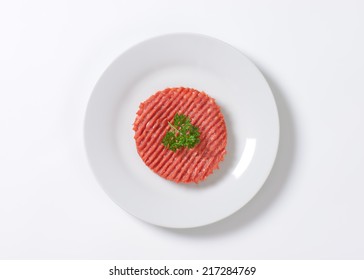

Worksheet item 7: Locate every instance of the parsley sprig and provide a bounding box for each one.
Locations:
[162,113,200,152]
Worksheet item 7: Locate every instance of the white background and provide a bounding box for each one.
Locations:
[1,0,364,259]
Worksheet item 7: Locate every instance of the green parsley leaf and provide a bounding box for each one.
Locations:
[162,113,200,152]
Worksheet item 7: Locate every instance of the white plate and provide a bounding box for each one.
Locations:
[84,33,279,228]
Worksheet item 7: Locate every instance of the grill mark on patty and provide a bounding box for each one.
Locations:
[141,88,197,163]
[146,90,206,169]
[133,87,227,183]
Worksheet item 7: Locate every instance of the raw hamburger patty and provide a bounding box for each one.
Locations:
[133,87,227,183]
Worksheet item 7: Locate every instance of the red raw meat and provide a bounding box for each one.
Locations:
[133,87,227,183]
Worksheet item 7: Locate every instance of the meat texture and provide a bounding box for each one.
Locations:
[133,87,227,183]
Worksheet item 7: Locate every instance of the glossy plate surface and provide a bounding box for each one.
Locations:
[84,33,279,228]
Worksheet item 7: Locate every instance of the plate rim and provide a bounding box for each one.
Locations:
[83,32,280,228]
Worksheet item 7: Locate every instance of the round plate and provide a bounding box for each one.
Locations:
[84,33,279,228]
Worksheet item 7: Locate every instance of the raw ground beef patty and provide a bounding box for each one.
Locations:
[133,87,227,183]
